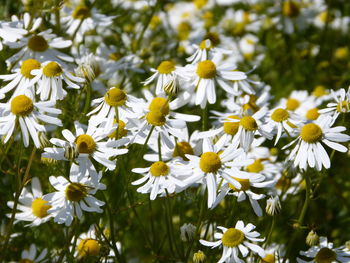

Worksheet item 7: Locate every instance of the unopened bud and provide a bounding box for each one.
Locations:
[193,250,206,263]
[306,230,319,247]
[266,196,281,216]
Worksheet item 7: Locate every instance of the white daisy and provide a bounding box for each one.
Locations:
[200,221,266,262]
[19,244,48,263]
[319,87,350,120]
[44,165,106,226]
[7,177,52,227]
[6,29,73,67]
[30,61,84,101]
[0,93,62,148]
[283,115,350,170]
[184,138,253,208]
[0,20,27,51]
[132,159,189,200]
[75,225,102,258]
[186,56,247,108]
[43,121,129,171]
[297,236,350,263]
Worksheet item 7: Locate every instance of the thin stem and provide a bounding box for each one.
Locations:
[158,133,162,161]
[82,83,92,115]
[298,171,311,225]
[264,216,275,248]
[202,104,209,131]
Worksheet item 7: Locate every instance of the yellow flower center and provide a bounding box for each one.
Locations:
[20,259,34,263]
[318,11,334,23]
[150,161,170,177]
[11,95,34,116]
[336,101,350,113]
[173,141,194,161]
[77,239,100,257]
[223,115,240,135]
[65,182,87,202]
[199,40,211,50]
[157,60,175,74]
[246,159,264,173]
[21,59,41,79]
[177,22,191,41]
[43,61,63,77]
[240,116,258,131]
[199,152,221,173]
[194,0,207,9]
[75,134,96,154]
[31,198,51,218]
[104,88,127,107]
[149,97,170,116]
[150,15,161,29]
[109,120,127,139]
[283,1,300,17]
[300,123,323,143]
[334,47,348,60]
[271,108,289,122]
[286,98,300,111]
[315,247,336,263]
[262,254,275,263]
[306,108,320,120]
[242,95,260,113]
[229,177,250,191]
[146,111,166,126]
[72,5,91,20]
[221,228,245,247]
[109,52,123,61]
[312,85,328,97]
[196,60,216,79]
[27,35,49,52]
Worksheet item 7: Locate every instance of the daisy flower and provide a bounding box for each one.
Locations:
[19,244,48,263]
[0,93,62,148]
[30,61,85,101]
[319,87,350,120]
[44,165,106,226]
[184,138,253,208]
[132,160,189,200]
[75,225,102,258]
[199,221,266,262]
[143,60,188,95]
[6,29,73,67]
[283,115,350,170]
[278,90,311,113]
[87,87,140,128]
[213,166,275,216]
[266,107,302,145]
[43,121,129,171]
[0,58,42,97]
[185,56,247,108]
[7,177,52,227]
[61,4,116,43]
[297,236,350,263]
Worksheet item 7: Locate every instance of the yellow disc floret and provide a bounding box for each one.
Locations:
[11,95,34,116]
[229,177,250,191]
[109,120,128,139]
[271,108,289,122]
[240,116,258,131]
[314,247,336,263]
[306,108,320,120]
[223,115,240,135]
[157,61,175,74]
[312,85,328,97]
[72,5,91,20]
[20,259,34,263]
[300,123,323,143]
[246,159,264,173]
[104,88,127,107]
[146,111,166,126]
[150,161,170,177]
[196,60,216,79]
[199,152,221,173]
[149,97,170,116]
[286,98,300,111]
[173,141,194,161]
[78,239,100,257]
[221,228,245,247]
[31,198,51,218]
[262,254,275,263]
[75,134,96,154]
[43,62,63,77]
[65,183,87,202]
[27,35,49,52]
[21,59,41,79]
[283,1,300,17]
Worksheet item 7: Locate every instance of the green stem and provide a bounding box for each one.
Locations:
[202,104,209,131]
[298,172,311,225]
[264,216,275,248]
[82,83,92,115]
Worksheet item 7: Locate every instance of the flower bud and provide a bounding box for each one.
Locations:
[193,250,206,263]
[180,223,196,242]
[266,196,281,216]
[306,230,319,247]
